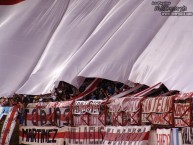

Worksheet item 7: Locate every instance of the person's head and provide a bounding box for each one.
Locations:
[18,101,22,106]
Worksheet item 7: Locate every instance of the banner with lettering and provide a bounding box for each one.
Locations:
[24,107,70,127]
[102,126,151,145]
[174,93,192,127]
[73,100,103,115]
[73,114,105,126]
[142,95,175,126]
[174,103,191,127]
[108,97,144,125]
[64,126,105,145]
[46,101,72,108]
[27,101,72,108]
[182,127,193,145]
[108,97,143,112]
[24,100,105,127]
[19,126,65,145]
[157,129,171,145]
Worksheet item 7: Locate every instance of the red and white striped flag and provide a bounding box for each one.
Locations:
[0,106,18,145]
[72,78,101,101]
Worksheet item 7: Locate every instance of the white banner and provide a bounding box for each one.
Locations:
[46,101,72,108]
[73,100,103,115]
[19,126,65,145]
[109,97,143,113]
[122,97,143,112]
[109,97,143,125]
[64,126,105,145]
[73,114,105,126]
[24,107,70,127]
[157,129,171,145]
[102,126,151,145]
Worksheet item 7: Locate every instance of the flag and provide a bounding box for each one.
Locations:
[72,79,101,101]
[172,128,179,145]
[0,106,18,145]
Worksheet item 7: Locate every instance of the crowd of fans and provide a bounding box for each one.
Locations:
[0,78,133,125]
[81,79,130,100]
[0,78,132,107]
[0,78,178,126]
[0,78,177,109]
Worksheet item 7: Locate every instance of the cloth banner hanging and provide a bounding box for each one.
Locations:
[19,126,65,145]
[102,126,151,145]
[142,95,175,125]
[174,102,191,127]
[24,107,70,127]
[108,97,144,125]
[174,93,192,127]
[73,114,105,126]
[157,129,171,145]
[0,106,18,145]
[64,126,105,145]
[73,100,103,115]
[46,101,73,108]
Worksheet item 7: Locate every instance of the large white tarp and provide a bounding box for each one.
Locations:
[1,0,192,97]
[129,0,193,93]
[17,0,120,94]
[0,0,69,97]
[18,0,179,95]
[79,0,179,83]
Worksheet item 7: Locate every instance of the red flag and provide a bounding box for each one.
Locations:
[0,0,24,5]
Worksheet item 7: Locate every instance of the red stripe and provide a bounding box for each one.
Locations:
[133,82,162,97]
[1,106,18,145]
[71,79,101,100]
[105,132,149,141]
[0,0,24,5]
[19,131,105,139]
